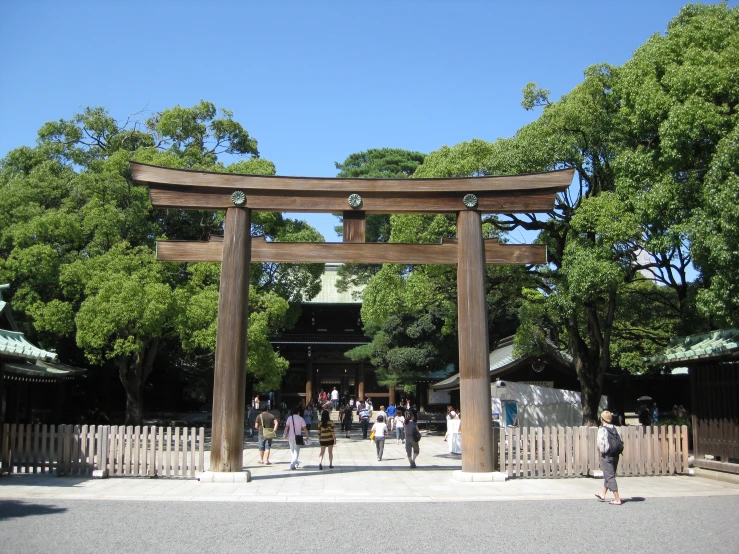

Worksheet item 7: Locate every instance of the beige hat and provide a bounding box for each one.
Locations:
[600,410,613,424]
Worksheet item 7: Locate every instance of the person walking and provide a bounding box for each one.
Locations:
[303,403,314,431]
[404,412,420,468]
[371,415,388,461]
[331,386,340,406]
[595,410,623,505]
[357,399,371,439]
[342,403,353,438]
[279,400,288,426]
[283,406,308,470]
[317,409,336,470]
[377,406,388,428]
[386,403,396,432]
[394,409,406,444]
[255,404,279,465]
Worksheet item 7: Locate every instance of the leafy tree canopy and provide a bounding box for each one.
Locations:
[0,100,323,422]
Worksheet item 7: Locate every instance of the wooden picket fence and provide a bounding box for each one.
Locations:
[495,425,690,478]
[0,424,206,478]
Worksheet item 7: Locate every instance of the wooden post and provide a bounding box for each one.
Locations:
[343,211,366,243]
[306,361,313,405]
[457,210,493,473]
[358,361,365,400]
[210,207,251,472]
[389,386,396,406]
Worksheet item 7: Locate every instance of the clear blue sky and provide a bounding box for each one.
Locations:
[2,0,730,240]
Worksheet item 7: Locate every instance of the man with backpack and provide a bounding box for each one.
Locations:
[595,410,623,505]
[404,411,421,468]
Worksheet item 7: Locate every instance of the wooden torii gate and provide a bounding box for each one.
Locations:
[131,162,572,475]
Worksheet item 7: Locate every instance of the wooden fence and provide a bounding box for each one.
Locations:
[693,417,739,472]
[495,425,689,478]
[0,424,206,478]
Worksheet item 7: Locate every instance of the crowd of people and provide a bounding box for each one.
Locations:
[249,395,424,469]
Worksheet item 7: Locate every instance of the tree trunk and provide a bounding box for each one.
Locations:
[123,376,144,426]
[568,313,606,427]
[117,341,156,426]
[577,360,603,426]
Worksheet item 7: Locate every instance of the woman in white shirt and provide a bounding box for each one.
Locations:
[394,411,406,444]
[371,415,388,461]
[283,407,308,470]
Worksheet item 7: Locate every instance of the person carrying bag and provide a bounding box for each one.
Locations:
[283,407,308,470]
[256,405,279,465]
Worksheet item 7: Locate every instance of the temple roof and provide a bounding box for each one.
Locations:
[3,359,85,383]
[431,336,575,391]
[0,330,58,362]
[648,329,739,366]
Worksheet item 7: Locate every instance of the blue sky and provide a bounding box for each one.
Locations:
[2,0,730,240]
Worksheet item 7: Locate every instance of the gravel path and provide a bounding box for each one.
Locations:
[1,496,737,553]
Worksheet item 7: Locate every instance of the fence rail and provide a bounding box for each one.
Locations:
[495,425,689,478]
[0,424,206,478]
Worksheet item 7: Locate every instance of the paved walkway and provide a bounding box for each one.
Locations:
[2,434,738,503]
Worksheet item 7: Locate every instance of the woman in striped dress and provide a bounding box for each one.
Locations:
[317,409,335,470]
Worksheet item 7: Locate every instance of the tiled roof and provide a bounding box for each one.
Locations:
[648,329,739,365]
[3,359,85,382]
[0,330,58,362]
[306,264,364,304]
[431,336,574,390]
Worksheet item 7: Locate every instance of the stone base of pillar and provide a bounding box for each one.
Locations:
[198,471,251,483]
[452,470,508,483]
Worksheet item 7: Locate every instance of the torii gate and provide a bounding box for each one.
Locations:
[131,162,572,476]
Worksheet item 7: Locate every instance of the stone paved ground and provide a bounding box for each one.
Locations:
[2,433,739,503]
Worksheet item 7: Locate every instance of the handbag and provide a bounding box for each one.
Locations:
[370,430,376,441]
[292,416,304,445]
[260,414,276,439]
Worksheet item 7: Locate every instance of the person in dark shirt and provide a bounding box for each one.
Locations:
[342,403,353,438]
[404,412,420,468]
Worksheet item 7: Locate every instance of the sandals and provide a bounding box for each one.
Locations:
[594,494,606,501]
[609,500,622,505]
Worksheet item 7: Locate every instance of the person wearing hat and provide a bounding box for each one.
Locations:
[595,410,623,505]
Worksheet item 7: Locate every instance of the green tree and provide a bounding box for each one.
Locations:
[0,101,323,423]
[408,3,737,424]
[333,148,426,294]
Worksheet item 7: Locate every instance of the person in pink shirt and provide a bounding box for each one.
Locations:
[283,406,308,470]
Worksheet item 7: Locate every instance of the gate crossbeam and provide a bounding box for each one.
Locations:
[156,236,547,265]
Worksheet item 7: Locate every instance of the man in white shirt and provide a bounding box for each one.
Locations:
[331,387,340,406]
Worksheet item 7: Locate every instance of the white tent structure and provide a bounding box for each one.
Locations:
[492,380,607,428]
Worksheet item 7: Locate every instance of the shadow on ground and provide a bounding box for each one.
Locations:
[0,499,67,520]
[0,475,92,488]
[248,463,458,480]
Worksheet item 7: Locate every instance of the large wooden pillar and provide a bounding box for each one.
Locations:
[358,361,365,400]
[210,207,251,472]
[306,360,313,404]
[457,210,494,473]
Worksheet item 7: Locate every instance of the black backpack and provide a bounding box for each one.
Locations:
[606,426,624,455]
[412,425,422,443]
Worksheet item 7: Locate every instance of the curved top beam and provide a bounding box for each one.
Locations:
[130,162,574,194]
